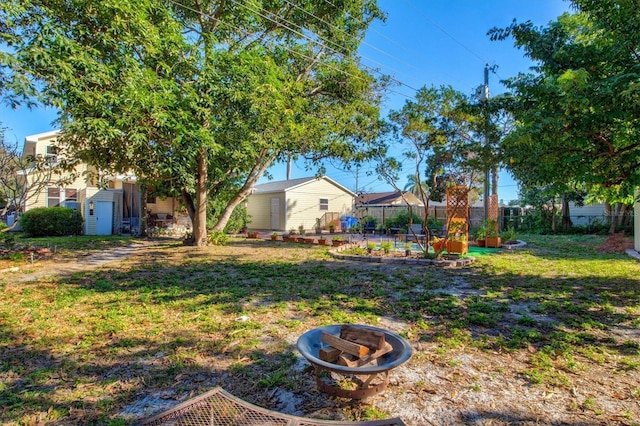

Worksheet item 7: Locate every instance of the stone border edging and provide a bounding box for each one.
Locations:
[328,244,475,268]
[501,240,527,249]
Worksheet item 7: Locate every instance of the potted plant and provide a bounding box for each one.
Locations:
[380,241,393,254]
[501,226,517,244]
[317,236,329,245]
[271,232,280,241]
[485,219,501,248]
[331,236,347,246]
[315,218,323,235]
[247,231,259,239]
[328,223,335,234]
[431,236,445,252]
[446,234,468,254]
[298,225,306,236]
[474,224,487,247]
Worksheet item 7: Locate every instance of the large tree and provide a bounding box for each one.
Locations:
[490,1,640,208]
[377,85,486,256]
[1,0,385,245]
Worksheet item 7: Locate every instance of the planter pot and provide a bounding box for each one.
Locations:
[432,239,445,252]
[317,239,328,246]
[283,237,296,242]
[247,233,259,239]
[476,239,486,247]
[446,240,468,255]
[332,240,347,247]
[486,237,502,248]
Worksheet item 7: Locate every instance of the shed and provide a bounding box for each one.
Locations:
[246,176,355,232]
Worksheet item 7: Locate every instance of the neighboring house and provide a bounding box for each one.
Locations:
[21,130,181,235]
[246,176,355,232]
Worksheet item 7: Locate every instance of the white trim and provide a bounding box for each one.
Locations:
[25,130,61,143]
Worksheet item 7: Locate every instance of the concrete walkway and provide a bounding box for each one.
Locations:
[8,239,169,283]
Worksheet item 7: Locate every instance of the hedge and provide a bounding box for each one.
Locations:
[20,207,83,237]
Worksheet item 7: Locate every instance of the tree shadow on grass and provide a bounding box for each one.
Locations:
[1,239,639,425]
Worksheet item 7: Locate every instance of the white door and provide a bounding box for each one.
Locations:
[270,198,280,230]
[95,201,113,235]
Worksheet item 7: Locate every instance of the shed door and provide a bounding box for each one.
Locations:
[96,201,113,235]
[270,198,280,230]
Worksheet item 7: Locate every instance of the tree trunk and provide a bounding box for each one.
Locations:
[561,196,572,231]
[191,148,208,246]
[491,166,499,196]
[617,204,628,227]
[212,171,263,232]
[609,203,621,234]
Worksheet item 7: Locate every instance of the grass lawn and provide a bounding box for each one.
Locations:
[0,233,638,425]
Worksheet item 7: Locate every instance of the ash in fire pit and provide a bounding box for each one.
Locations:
[297,324,412,399]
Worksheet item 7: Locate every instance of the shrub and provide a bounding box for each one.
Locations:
[384,210,423,232]
[20,207,83,237]
[207,230,228,246]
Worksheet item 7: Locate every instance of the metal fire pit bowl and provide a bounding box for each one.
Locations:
[297,324,412,399]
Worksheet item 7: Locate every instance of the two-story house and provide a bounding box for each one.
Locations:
[21,130,179,235]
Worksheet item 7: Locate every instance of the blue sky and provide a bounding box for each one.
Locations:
[0,0,571,203]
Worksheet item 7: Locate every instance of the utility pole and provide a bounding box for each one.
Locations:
[478,64,490,221]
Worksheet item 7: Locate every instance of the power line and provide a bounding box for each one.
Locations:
[282,0,448,90]
[229,0,421,93]
[400,0,489,65]
[167,0,377,89]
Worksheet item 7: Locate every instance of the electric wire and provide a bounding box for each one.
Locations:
[227,0,422,94]
[167,0,379,91]
[281,0,450,88]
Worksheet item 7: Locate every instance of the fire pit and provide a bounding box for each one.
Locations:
[297,324,412,399]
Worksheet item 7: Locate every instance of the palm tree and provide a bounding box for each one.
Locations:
[404,174,429,199]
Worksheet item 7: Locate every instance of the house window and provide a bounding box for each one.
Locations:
[319,198,329,211]
[65,188,77,202]
[47,188,60,207]
[45,145,58,164]
[63,188,79,209]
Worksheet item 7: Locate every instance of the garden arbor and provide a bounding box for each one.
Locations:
[445,186,469,255]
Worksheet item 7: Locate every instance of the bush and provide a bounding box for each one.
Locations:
[20,207,83,237]
[383,210,423,232]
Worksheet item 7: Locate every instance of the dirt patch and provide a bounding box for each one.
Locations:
[599,232,634,253]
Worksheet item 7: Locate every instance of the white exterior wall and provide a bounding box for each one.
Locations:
[286,180,353,232]
[568,202,607,226]
[635,189,640,252]
[85,188,118,235]
[246,193,284,230]
[148,197,175,216]
[26,163,91,209]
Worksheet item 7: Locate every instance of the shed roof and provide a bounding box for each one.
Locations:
[355,191,423,206]
[252,176,355,196]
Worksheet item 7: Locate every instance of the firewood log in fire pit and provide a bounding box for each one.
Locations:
[319,325,393,368]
